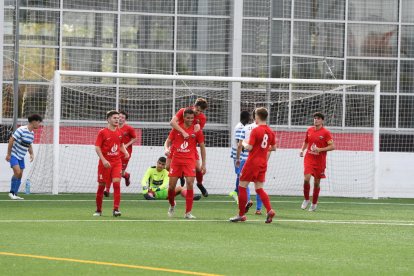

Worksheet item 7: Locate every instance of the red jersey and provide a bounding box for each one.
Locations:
[168,123,204,165]
[244,125,276,169]
[95,128,123,163]
[304,126,333,167]
[175,107,207,129]
[119,124,137,154]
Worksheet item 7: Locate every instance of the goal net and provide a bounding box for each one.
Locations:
[27,71,380,198]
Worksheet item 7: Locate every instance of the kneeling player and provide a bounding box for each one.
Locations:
[165,109,206,219]
[141,157,201,201]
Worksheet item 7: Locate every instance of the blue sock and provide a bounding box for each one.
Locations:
[235,175,239,193]
[256,194,263,210]
[15,178,22,195]
[10,176,18,194]
[247,186,251,201]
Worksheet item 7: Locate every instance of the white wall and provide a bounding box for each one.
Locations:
[0,144,413,198]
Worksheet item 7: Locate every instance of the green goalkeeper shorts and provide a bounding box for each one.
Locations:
[154,189,168,200]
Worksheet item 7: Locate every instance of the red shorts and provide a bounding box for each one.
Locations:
[304,163,326,179]
[97,160,122,184]
[240,165,267,183]
[169,160,196,177]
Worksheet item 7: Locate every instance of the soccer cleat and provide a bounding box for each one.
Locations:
[255,210,262,215]
[8,193,17,200]
[103,191,110,197]
[265,209,276,224]
[308,203,317,212]
[193,195,202,201]
[168,203,175,217]
[93,211,102,216]
[113,209,122,217]
[124,173,131,187]
[14,195,24,200]
[184,212,196,219]
[229,191,239,204]
[197,183,208,197]
[245,200,253,213]
[301,200,310,210]
[229,215,247,222]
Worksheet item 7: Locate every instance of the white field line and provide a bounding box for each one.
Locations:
[1,199,414,206]
[0,219,413,226]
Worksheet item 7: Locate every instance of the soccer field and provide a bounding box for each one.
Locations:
[1,194,413,275]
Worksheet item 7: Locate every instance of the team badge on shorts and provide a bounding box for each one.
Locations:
[319,136,324,140]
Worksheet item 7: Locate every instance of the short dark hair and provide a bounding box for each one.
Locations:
[28,114,42,123]
[313,112,325,120]
[158,156,166,163]
[183,108,195,117]
[106,110,119,119]
[194,98,208,110]
[240,111,250,124]
[255,107,268,121]
[119,110,128,119]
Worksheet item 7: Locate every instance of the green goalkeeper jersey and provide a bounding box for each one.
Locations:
[141,166,169,194]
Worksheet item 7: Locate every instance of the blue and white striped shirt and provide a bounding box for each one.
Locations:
[11,125,34,160]
[231,122,249,160]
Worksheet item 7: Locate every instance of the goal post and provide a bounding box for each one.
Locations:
[31,70,380,198]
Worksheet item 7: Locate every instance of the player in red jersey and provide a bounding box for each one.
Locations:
[229,107,277,224]
[299,112,335,212]
[104,111,137,196]
[164,108,206,219]
[93,110,129,217]
[167,98,209,197]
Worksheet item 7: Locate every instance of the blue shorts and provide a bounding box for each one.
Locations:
[234,159,246,175]
[10,156,25,169]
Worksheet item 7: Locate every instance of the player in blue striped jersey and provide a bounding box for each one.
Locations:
[5,114,42,200]
[230,112,250,203]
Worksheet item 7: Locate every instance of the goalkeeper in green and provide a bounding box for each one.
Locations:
[141,157,201,201]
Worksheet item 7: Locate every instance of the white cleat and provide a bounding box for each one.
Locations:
[184,212,196,219]
[14,195,24,200]
[301,200,310,210]
[93,211,102,217]
[168,205,175,217]
[308,203,317,212]
[8,193,17,200]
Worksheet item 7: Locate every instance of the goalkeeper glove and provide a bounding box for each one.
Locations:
[144,193,155,200]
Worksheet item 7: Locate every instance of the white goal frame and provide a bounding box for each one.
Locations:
[52,70,381,198]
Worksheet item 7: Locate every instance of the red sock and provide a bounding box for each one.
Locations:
[105,182,111,193]
[113,182,121,210]
[312,186,320,204]
[185,189,194,213]
[96,185,105,211]
[256,188,272,213]
[196,171,203,184]
[168,189,176,206]
[238,186,248,216]
[304,181,310,200]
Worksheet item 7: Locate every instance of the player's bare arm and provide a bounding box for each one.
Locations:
[124,137,138,149]
[199,142,207,174]
[235,140,243,167]
[120,143,130,159]
[28,144,34,162]
[95,146,110,168]
[314,140,335,153]
[5,136,14,161]
[164,137,172,156]
[300,142,308,157]
[170,115,189,139]
[242,140,253,151]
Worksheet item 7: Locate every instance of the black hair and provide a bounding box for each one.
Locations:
[119,110,128,119]
[240,111,250,125]
[28,114,43,123]
[106,110,119,119]
[158,156,167,163]
[313,112,325,120]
